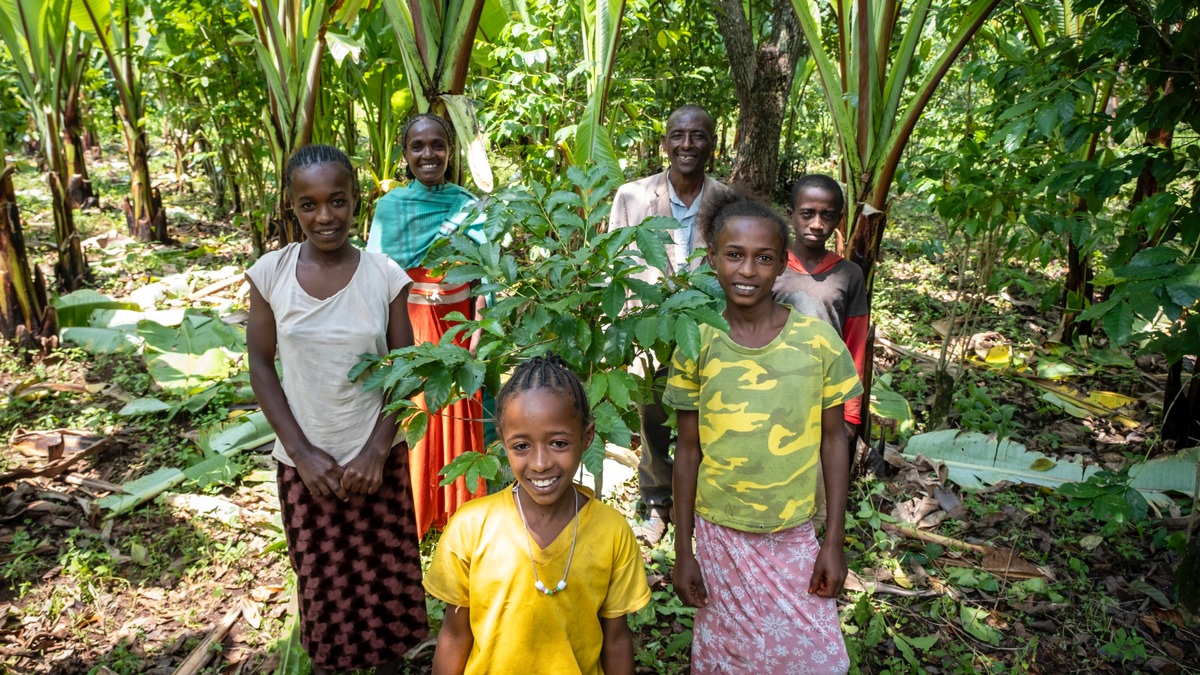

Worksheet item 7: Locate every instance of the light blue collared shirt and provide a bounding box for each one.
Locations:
[666,171,705,271]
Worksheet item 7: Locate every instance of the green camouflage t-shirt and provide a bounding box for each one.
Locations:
[664,309,863,533]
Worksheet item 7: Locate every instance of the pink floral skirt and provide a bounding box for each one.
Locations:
[692,518,849,674]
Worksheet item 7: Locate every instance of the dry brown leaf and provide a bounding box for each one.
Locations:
[240,598,262,630]
[981,547,1054,581]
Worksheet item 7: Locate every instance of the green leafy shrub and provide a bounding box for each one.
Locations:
[355,165,727,481]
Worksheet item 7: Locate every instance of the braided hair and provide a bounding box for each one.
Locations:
[400,113,455,181]
[495,353,591,430]
[698,189,790,257]
[283,144,361,206]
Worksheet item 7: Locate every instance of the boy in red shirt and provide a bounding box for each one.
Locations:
[773,174,869,451]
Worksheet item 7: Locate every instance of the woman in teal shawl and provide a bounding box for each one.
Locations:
[368,114,485,537]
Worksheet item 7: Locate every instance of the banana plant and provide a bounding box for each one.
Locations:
[379,0,497,192]
[343,6,411,217]
[61,26,97,209]
[0,0,90,290]
[235,0,360,244]
[789,0,1005,296]
[0,133,56,344]
[789,0,1004,437]
[569,0,626,187]
[74,0,169,242]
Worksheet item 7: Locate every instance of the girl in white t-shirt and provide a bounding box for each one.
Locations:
[245,144,426,674]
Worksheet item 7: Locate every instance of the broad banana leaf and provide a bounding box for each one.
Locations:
[904,429,1096,490]
[903,430,1197,507]
[443,94,494,192]
[98,412,276,516]
[572,0,626,185]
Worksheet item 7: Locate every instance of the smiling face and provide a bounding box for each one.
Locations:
[788,185,843,255]
[500,387,595,512]
[403,118,451,187]
[288,162,357,252]
[708,215,787,311]
[662,109,714,180]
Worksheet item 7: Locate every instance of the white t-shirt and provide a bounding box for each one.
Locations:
[246,243,412,466]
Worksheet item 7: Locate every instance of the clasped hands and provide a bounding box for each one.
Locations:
[291,441,392,500]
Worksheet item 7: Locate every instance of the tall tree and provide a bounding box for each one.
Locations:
[789,0,1003,296]
[77,0,169,242]
[711,0,807,197]
[0,0,90,290]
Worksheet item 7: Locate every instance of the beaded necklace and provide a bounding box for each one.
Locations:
[513,483,579,596]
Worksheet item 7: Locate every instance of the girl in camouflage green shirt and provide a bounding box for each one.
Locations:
[667,193,861,674]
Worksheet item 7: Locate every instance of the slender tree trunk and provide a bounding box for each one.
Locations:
[197,134,225,212]
[64,114,95,209]
[711,0,806,198]
[121,128,168,243]
[1060,222,1093,341]
[63,77,96,209]
[0,147,56,346]
[44,125,89,291]
[845,180,888,298]
[1163,361,1200,449]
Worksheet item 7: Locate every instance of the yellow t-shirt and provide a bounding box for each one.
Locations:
[424,485,651,675]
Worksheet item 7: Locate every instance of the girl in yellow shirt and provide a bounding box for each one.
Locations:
[425,354,651,674]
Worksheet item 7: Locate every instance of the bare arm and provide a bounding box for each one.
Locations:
[246,277,347,500]
[431,604,473,675]
[810,404,849,597]
[342,287,414,494]
[600,615,635,675]
[671,409,707,608]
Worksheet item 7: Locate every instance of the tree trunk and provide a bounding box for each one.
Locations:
[1163,361,1200,449]
[40,114,90,292]
[0,152,56,346]
[197,134,224,212]
[711,0,806,198]
[123,129,169,243]
[842,188,888,442]
[1059,225,1093,342]
[63,80,96,210]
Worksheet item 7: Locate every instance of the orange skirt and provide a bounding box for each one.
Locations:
[406,267,485,537]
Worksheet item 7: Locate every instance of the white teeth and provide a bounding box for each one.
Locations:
[733,284,756,291]
[531,478,557,488]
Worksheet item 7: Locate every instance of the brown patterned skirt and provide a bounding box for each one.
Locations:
[278,450,428,670]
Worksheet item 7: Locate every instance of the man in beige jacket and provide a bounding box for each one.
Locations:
[610,104,730,545]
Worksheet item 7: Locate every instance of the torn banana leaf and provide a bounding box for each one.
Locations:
[98,412,275,516]
[903,430,1097,490]
[903,431,1196,508]
[1026,378,1140,428]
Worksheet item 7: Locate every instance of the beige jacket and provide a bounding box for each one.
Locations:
[609,170,731,283]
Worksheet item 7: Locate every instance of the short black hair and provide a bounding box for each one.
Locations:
[495,353,591,430]
[790,174,846,212]
[665,104,715,138]
[283,144,360,205]
[401,113,455,181]
[699,189,790,256]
